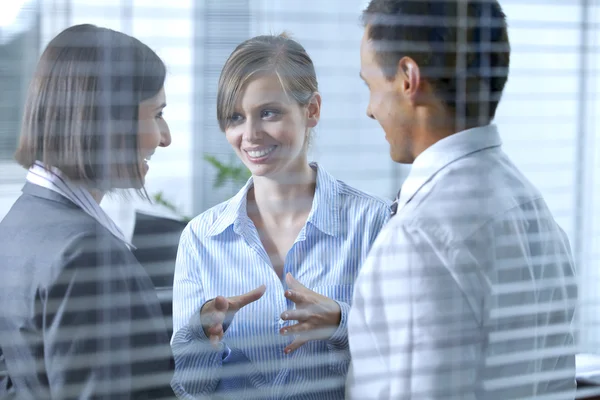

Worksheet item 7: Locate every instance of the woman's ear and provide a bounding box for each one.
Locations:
[306,92,321,128]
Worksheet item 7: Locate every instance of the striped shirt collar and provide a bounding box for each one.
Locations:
[206,162,341,237]
[26,161,135,249]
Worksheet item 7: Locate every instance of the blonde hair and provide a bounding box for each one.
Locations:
[216,32,318,132]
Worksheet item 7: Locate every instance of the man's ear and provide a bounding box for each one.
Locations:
[395,57,421,102]
[306,92,322,128]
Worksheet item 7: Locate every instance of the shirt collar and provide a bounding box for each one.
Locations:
[26,161,135,249]
[206,162,341,237]
[398,124,502,210]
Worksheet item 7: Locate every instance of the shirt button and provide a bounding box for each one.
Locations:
[278,318,285,326]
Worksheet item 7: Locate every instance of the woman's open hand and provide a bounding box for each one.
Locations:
[200,285,266,346]
[279,273,341,354]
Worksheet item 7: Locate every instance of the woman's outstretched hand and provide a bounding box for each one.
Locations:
[200,285,267,346]
[279,273,341,354]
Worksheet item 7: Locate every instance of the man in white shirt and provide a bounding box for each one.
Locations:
[347,1,578,399]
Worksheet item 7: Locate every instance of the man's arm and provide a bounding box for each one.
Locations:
[348,222,482,400]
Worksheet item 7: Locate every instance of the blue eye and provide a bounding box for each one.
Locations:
[229,113,244,123]
[261,109,280,119]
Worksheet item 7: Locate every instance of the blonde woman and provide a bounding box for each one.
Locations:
[171,34,390,399]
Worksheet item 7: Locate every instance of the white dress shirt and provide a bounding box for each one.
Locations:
[347,125,577,400]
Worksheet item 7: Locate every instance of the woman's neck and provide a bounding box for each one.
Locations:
[88,188,105,204]
[248,162,317,225]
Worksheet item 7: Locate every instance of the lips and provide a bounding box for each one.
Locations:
[245,146,276,159]
[140,153,153,173]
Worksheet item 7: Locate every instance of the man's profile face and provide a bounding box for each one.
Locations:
[360,28,417,164]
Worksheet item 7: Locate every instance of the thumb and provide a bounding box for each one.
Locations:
[285,273,306,291]
[230,285,266,310]
[213,296,229,313]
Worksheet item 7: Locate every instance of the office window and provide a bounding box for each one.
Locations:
[192,0,251,213]
[0,1,40,162]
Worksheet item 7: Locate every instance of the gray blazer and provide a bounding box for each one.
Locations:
[0,183,174,399]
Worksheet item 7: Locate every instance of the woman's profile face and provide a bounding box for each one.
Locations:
[136,87,171,180]
[224,75,320,179]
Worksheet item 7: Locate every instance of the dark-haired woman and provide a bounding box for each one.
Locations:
[0,24,174,399]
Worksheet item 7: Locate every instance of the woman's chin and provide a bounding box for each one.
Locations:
[247,163,278,178]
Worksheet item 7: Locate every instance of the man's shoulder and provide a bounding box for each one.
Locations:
[402,151,547,240]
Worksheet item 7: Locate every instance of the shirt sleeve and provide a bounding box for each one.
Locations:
[347,221,481,400]
[42,233,173,400]
[170,227,229,398]
[326,202,392,377]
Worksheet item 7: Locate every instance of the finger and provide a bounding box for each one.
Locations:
[204,311,225,334]
[206,321,223,347]
[213,295,229,312]
[280,309,311,322]
[284,288,308,305]
[200,302,224,328]
[207,323,224,337]
[285,273,308,292]
[230,285,266,309]
[209,333,222,348]
[281,324,336,340]
[284,337,309,355]
[280,321,311,336]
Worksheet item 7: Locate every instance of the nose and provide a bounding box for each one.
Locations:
[243,117,262,142]
[366,104,375,120]
[159,122,171,147]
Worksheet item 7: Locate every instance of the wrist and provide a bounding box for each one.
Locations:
[332,301,342,326]
[328,300,350,347]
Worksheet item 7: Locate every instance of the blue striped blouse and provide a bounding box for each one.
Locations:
[171,164,390,399]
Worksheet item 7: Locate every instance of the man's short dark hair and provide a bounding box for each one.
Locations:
[15,24,166,191]
[362,0,510,126]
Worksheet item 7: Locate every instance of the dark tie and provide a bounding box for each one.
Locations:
[390,190,401,217]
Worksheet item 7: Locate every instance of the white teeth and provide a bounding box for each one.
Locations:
[247,146,275,158]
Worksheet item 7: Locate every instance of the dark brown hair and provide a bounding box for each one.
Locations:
[362,0,510,127]
[217,33,318,133]
[15,24,166,191]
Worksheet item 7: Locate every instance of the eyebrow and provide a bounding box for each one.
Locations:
[155,103,167,110]
[256,100,284,108]
[236,101,285,112]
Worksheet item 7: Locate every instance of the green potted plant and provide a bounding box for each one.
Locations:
[203,154,251,189]
[150,154,250,220]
